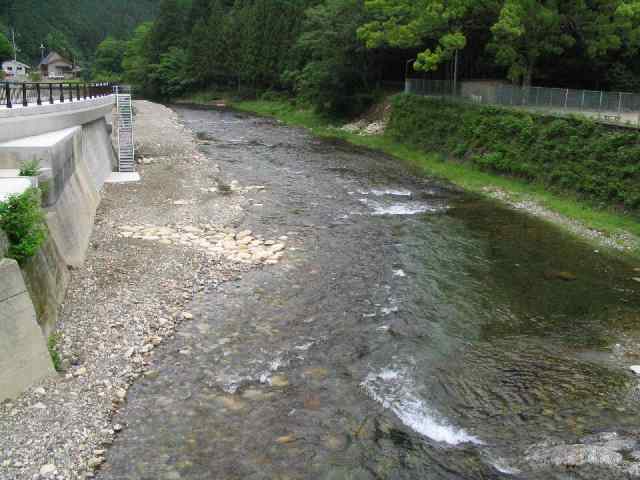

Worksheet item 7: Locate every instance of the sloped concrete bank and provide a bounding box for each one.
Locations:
[0,104,116,401]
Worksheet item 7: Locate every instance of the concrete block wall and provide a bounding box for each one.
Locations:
[0,258,54,400]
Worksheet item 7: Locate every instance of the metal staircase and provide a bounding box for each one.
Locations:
[116,93,135,172]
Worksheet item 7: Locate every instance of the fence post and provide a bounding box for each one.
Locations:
[618,93,623,114]
[36,83,41,106]
[59,83,64,103]
[599,91,603,112]
[5,82,11,108]
[76,84,80,101]
[535,87,539,107]
[68,84,73,102]
[564,89,569,110]
[49,83,54,104]
[581,90,585,110]
[21,83,27,107]
[83,83,87,100]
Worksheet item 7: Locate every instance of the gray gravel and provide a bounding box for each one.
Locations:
[0,101,258,480]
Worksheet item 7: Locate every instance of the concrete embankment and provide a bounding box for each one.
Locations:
[0,97,116,400]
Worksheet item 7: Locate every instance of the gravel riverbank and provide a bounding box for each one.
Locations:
[0,101,281,480]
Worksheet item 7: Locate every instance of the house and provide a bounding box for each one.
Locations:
[1,60,31,79]
[39,51,82,80]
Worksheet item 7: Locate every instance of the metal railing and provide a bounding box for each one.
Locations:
[0,82,114,109]
[406,78,640,127]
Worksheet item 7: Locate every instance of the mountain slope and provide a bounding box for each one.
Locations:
[0,0,161,64]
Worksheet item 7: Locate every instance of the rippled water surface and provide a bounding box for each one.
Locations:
[99,106,640,479]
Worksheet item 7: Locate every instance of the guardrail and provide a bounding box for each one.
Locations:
[0,82,114,109]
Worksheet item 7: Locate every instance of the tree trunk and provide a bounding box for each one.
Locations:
[523,60,534,87]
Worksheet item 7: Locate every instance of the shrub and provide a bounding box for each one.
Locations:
[0,188,47,264]
[19,159,41,177]
[387,95,640,211]
[48,333,63,372]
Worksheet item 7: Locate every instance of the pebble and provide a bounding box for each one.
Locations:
[182,312,194,320]
[39,464,56,476]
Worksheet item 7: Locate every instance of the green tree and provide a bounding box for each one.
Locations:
[45,30,79,61]
[0,30,11,60]
[149,46,193,97]
[122,22,154,93]
[358,0,472,72]
[187,0,230,85]
[291,0,374,116]
[149,0,189,62]
[488,1,575,85]
[93,36,126,80]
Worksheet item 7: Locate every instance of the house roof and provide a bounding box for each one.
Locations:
[40,51,73,67]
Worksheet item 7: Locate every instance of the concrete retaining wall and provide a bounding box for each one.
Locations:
[0,259,55,400]
[0,100,117,400]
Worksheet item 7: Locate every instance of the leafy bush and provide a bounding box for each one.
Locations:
[0,188,47,264]
[387,95,640,210]
[19,159,41,177]
[48,333,63,372]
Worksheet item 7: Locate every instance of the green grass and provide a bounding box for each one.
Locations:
[232,99,640,256]
[47,333,63,372]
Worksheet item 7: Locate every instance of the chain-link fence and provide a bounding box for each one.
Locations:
[405,78,640,127]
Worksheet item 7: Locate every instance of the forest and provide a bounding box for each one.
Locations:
[86,0,640,117]
[0,0,159,65]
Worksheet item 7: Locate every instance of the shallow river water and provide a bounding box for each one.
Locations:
[99,106,640,479]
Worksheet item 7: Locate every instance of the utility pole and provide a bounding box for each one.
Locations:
[40,43,45,62]
[11,29,17,62]
[453,49,459,96]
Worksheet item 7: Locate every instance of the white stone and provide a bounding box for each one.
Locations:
[630,366,640,375]
[39,464,56,476]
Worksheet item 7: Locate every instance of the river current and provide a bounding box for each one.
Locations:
[99,105,640,479]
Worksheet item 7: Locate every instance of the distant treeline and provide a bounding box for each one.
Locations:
[0,0,159,68]
[95,0,640,116]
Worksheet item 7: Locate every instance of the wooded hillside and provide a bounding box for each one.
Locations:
[0,0,160,64]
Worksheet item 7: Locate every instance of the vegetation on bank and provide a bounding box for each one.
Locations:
[224,95,640,249]
[93,0,640,118]
[388,95,640,211]
[0,188,47,265]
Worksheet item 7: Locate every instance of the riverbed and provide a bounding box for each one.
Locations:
[98,105,640,479]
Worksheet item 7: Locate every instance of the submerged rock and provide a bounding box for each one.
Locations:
[526,444,623,468]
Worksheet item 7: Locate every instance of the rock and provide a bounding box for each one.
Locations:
[113,423,123,432]
[39,464,56,476]
[34,387,46,395]
[630,366,640,375]
[544,270,577,281]
[74,367,87,377]
[236,230,252,239]
[115,388,127,400]
[633,278,640,283]
[271,375,289,387]
[87,457,104,468]
[270,243,285,253]
[303,367,329,380]
[276,434,296,444]
[526,444,623,469]
[182,312,193,320]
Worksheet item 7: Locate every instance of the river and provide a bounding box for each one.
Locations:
[98,105,640,479]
